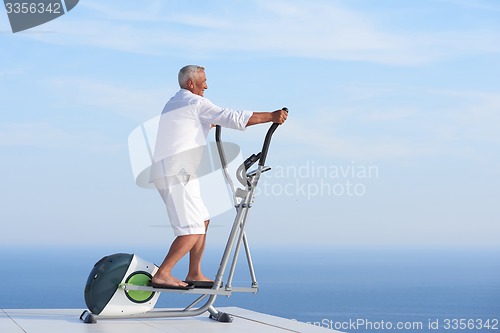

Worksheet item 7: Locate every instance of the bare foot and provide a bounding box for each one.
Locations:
[151,272,188,287]
[185,273,213,282]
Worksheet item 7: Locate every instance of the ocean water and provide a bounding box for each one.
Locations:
[1,246,499,332]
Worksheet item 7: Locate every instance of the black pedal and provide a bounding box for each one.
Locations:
[246,166,271,177]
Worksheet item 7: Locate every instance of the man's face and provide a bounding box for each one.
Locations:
[188,70,208,97]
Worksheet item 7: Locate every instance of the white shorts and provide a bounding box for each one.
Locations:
[154,172,210,236]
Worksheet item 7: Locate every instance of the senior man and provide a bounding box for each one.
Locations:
[150,65,287,289]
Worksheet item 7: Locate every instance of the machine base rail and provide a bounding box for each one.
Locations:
[80,306,234,324]
[121,283,258,296]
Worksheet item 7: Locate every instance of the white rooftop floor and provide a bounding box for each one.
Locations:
[1,307,338,333]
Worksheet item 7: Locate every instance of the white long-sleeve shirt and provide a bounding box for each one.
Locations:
[150,89,253,181]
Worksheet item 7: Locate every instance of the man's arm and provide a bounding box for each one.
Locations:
[246,110,288,127]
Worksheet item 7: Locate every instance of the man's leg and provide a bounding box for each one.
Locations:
[186,220,212,281]
[152,234,202,287]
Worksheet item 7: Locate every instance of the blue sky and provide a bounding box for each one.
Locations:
[1,0,499,249]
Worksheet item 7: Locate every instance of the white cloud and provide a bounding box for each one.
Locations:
[274,86,500,161]
[279,118,433,161]
[79,0,165,22]
[0,67,28,78]
[430,90,500,144]
[0,122,65,147]
[436,0,500,12]
[22,0,499,65]
[0,121,123,153]
[48,77,172,122]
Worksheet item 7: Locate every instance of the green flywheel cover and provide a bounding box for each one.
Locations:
[125,272,155,303]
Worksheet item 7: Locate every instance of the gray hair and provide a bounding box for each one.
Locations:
[178,65,205,89]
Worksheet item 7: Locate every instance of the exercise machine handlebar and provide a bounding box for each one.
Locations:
[258,107,288,166]
[215,125,227,168]
[215,107,288,170]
